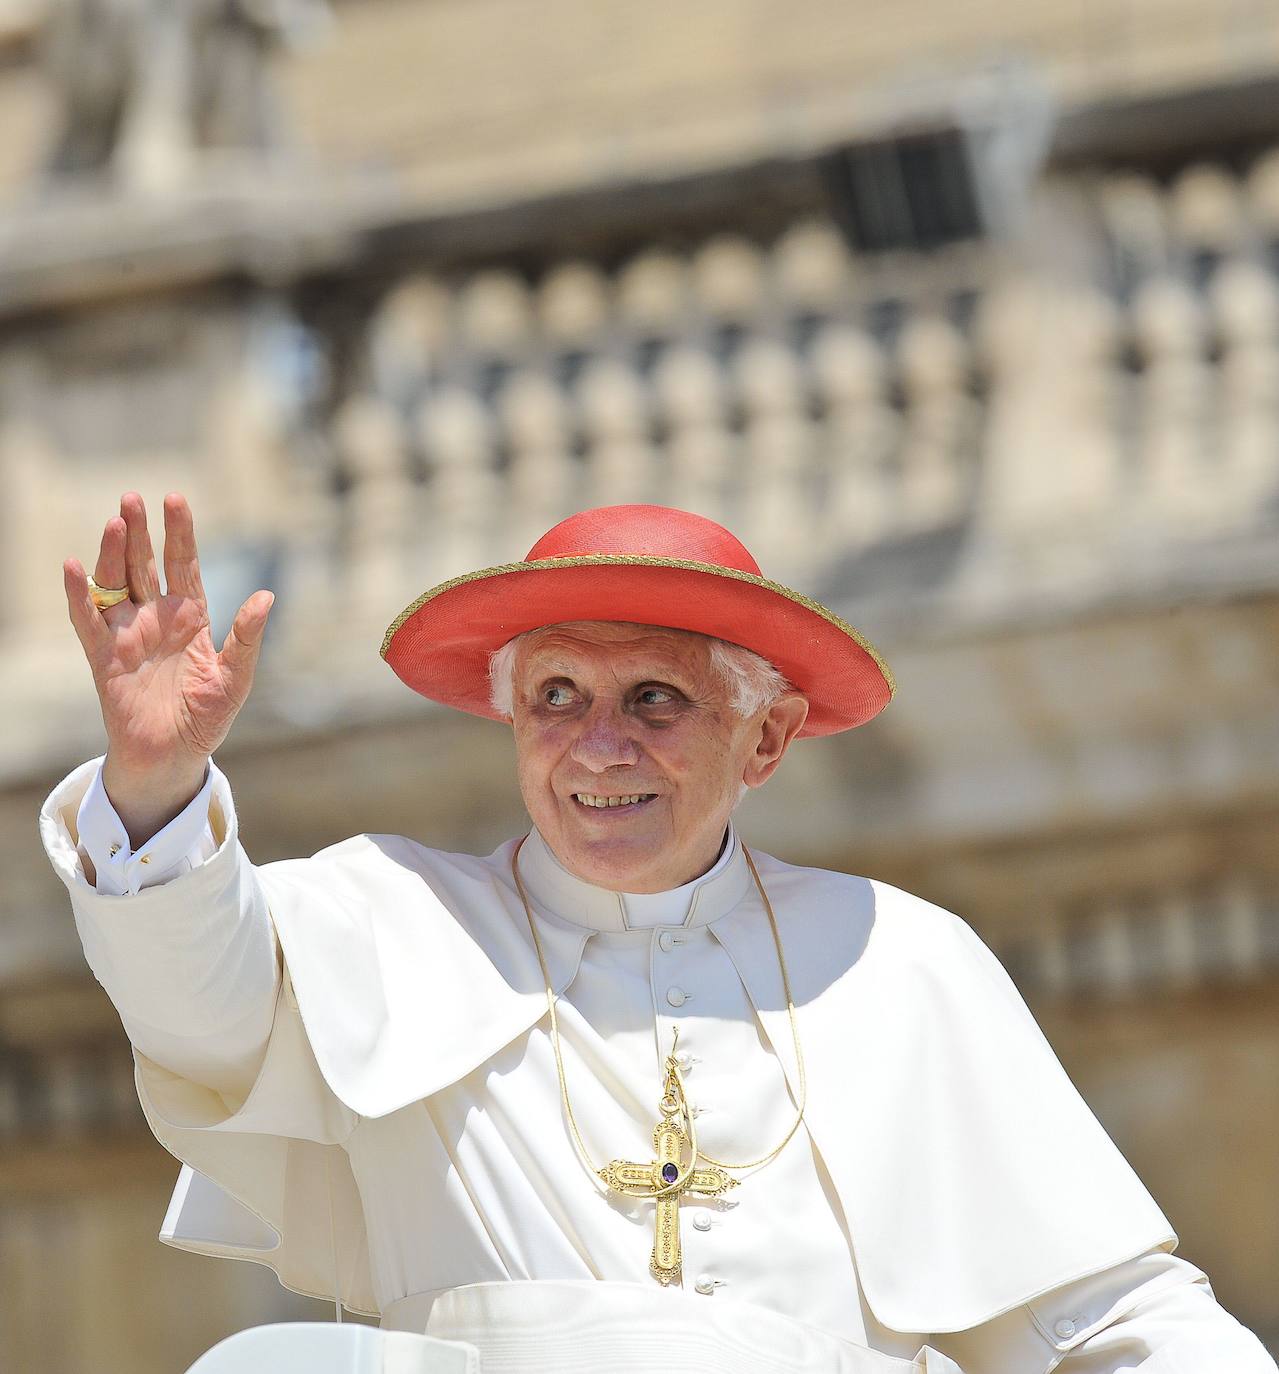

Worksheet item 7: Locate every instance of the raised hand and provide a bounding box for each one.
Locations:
[63,492,274,845]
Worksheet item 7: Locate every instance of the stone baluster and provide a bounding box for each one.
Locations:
[894,313,976,534]
[192,304,314,648]
[44,1050,86,1140]
[809,323,898,553]
[1043,287,1126,541]
[1169,163,1244,271]
[1157,891,1200,990]
[770,219,854,315]
[1033,908,1072,999]
[206,368,291,543]
[1208,259,1279,529]
[0,424,71,646]
[499,370,577,551]
[691,235,768,331]
[0,351,72,647]
[417,387,501,578]
[616,250,690,358]
[968,277,1121,582]
[734,338,818,582]
[1131,276,1218,536]
[1218,878,1264,979]
[538,261,612,352]
[576,358,657,508]
[1096,172,1171,287]
[457,269,534,355]
[0,1060,18,1142]
[1091,898,1137,997]
[1245,148,1279,242]
[456,270,534,394]
[368,274,453,405]
[651,346,735,521]
[334,394,413,633]
[273,436,343,679]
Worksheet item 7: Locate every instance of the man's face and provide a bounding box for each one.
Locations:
[510,621,805,892]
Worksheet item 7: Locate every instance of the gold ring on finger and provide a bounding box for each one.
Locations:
[87,575,130,611]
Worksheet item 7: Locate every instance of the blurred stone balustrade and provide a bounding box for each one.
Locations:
[4,166,1279,778]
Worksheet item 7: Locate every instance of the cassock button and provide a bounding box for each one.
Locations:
[658,931,684,952]
[1053,1318,1076,1340]
[694,1274,716,1295]
[666,988,687,1007]
[692,1213,712,1231]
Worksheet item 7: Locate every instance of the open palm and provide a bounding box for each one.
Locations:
[64,492,273,838]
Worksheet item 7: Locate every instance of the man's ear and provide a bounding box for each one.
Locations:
[742,695,809,789]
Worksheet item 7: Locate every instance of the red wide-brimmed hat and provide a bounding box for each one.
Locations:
[381,505,894,737]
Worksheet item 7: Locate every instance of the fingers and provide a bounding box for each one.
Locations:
[92,515,127,592]
[218,590,275,701]
[63,557,109,654]
[89,511,137,628]
[161,492,206,602]
[120,491,162,603]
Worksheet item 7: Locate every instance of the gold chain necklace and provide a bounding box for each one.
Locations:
[510,836,808,1285]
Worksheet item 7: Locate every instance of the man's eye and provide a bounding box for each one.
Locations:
[638,687,673,706]
[545,685,575,706]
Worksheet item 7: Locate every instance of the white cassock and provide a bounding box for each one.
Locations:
[40,759,1277,1374]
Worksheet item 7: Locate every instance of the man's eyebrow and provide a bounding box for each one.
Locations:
[523,657,692,686]
[523,657,582,677]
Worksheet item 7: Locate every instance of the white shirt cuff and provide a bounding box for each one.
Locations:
[76,763,219,896]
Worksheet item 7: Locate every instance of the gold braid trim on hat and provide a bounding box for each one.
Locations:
[379,554,896,695]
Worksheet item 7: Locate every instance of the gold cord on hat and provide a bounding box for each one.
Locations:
[511,837,808,1285]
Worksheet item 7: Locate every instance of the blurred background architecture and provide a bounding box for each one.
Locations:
[1,1,1278,1369]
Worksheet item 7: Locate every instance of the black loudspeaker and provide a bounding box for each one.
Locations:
[818,67,1055,254]
[819,128,984,254]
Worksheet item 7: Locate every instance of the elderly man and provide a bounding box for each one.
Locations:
[42,495,1275,1373]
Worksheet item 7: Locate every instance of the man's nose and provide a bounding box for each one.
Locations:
[569,706,641,772]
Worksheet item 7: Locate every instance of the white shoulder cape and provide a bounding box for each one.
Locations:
[43,770,1173,1332]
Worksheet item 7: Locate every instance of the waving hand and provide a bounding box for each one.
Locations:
[63,492,273,845]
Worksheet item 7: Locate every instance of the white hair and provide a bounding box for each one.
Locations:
[488,623,791,719]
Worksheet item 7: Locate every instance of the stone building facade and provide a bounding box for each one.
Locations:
[0,2,1277,1369]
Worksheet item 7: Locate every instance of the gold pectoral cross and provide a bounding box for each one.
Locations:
[598,1048,738,1286]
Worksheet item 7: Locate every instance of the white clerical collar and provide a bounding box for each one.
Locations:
[516,825,752,934]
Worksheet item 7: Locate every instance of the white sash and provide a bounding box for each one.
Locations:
[383,1280,965,1374]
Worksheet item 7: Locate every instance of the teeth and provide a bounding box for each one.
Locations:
[575,793,653,808]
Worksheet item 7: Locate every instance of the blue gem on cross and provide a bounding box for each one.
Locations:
[661,1162,679,1185]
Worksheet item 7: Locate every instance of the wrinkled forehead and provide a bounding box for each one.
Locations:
[517,620,716,677]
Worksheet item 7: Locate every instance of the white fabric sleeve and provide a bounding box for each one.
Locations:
[76,760,218,896]
[935,1249,1276,1373]
[40,757,280,1107]
[1062,1268,1278,1372]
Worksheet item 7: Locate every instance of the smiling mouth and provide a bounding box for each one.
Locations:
[573,792,657,809]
